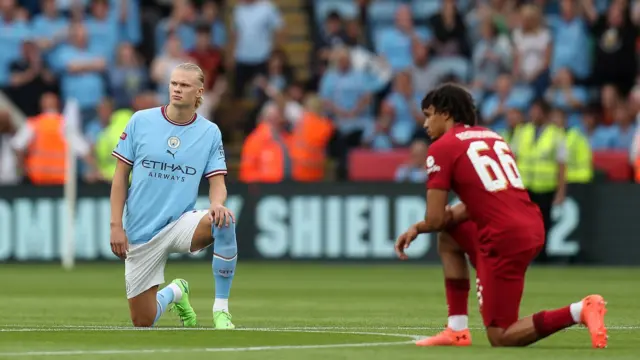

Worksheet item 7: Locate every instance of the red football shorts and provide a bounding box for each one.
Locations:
[476,245,542,329]
[447,220,543,329]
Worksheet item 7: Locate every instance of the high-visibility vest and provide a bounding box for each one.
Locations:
[290,111,334,182]
[565,128,593,184]
[513,123,563,193]
[239,123,290,183]
[95,110,133,180]
[500,128,515,145]
[25,113,67,185]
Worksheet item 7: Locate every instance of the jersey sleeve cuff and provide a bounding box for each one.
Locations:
[111,151,133,166]
[205,169,228,178]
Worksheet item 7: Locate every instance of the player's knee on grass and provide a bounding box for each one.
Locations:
[128,288,158,327]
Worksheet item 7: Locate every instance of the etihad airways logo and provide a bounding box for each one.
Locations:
[142,160,197,182]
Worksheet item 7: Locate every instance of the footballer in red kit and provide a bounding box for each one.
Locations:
[395,84,607,349]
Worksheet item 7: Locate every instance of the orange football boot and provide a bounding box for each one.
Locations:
[580,294,608,349]
[415,328,472,347]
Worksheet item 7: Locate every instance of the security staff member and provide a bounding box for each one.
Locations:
[511,99,567,262]
[550,108,593,184]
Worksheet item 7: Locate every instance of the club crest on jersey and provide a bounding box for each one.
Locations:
[167,136,181,149]
[426,155,441,174]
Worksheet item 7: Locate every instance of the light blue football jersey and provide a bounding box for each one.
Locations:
[111,106,227,245]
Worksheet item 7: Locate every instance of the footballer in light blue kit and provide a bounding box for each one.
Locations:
[110,63,237,328]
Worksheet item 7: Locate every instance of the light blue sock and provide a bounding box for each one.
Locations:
[154,285,175,325]
[212,222,237,311]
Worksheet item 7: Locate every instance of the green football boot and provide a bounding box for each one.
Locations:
[213,310,235,329]
[169,279,197,327]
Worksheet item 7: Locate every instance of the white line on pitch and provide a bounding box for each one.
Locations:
[0,341,417,357]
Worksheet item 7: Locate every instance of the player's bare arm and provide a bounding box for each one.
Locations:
[109,159,132,259]
[208,174,235,228]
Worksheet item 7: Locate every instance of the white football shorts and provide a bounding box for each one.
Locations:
[124,210,209,299]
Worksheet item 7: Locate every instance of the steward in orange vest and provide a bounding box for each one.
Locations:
[25,113,67,185]
[239,121,292,183]
[290,110,334,182]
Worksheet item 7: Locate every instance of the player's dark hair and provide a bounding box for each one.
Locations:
[421,83,477,126]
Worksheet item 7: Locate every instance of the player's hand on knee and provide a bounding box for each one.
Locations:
[110,226,129,259]
[395,226,418,260]
[208,204,236,228]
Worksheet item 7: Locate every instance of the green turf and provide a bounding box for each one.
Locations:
[0,263,638,359]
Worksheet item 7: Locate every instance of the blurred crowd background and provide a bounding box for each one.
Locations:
[0,0,639,186]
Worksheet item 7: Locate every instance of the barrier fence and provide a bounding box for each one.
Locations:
[0,183,638,264]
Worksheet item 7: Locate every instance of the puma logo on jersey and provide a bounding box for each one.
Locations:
[166,150,176,159]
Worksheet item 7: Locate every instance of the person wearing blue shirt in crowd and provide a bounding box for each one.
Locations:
[84,0,119,63]
[394,139,429,183]
[155,2,196,56]
[480,73,533,131]
[51,22,106,127]
[544,68,588,128]
[0,0,31,87]
[201,0,227,48]
[383,71,423,146]
[375,5,426,73]
[30,0,68,62]
[108,43,148,109]
[611,105,636,150]
[581,106,617,150]
[110,63,237,329]
[548,0,591,80]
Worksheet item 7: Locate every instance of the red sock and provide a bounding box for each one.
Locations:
[532,306,576,338]
[445,278,469,316]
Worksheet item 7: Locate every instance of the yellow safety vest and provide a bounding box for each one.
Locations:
[95,110,133,180]
[513,123,563,193]
[565,128,593,184]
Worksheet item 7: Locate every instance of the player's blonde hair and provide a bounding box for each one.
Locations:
[175,63,205,109]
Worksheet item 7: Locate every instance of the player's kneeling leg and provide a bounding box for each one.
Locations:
[212,222,237,313]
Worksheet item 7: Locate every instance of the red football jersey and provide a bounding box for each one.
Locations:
[426,124,544,254]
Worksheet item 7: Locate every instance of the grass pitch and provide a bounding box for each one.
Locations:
[0,263,639,359]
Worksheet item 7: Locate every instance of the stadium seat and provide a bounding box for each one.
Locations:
[592,151,633,182]
[348,149,409,181]
[315,0,359,24]
[411,0,442,19]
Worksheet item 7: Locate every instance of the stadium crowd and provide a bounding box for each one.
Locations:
[0,0,639,185]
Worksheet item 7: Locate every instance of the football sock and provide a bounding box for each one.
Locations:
[532,306,576,338]
[213,298,229,313]
[445,278,470,330]
[212,222,237,309]
[569,301,583,323]
[154,283,182,324]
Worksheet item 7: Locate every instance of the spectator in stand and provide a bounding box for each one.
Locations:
[382,71,423,146]
[611,103,636,150]
[199,0,227,48]
[230,0,284,98]
[30,0,69,59]
[113,0,142,46]
[551,107,594,184]
[480,73,533,131]
[84,97,113,145]
[321,47,376,179]
[428,0,471,81]
[155,0,197,55]
[471,17,513,96]
[584,0,638,94]
[394,139,428,183]
[188,25,226,119]
[544,68,588,128]
[410,44,438,99]
[548,0,591,81]
[502,107,525,144]
[108,43,148,110]
[581,105,617,150]
[316,10,347,62]
[51,21,107,128]
[600,84,623,125]
[511,4,552,97]
[0,0,31,87]
[151,34,193,105]
[374,4,426,73]
[362,101,394,150]
[0,111,19,185]
[85,0,119,63]
[343,19,391,94]
[6,39,58,117]
[252,49,293,103]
